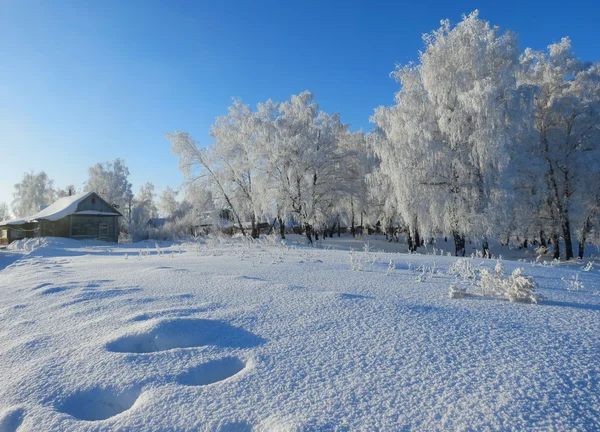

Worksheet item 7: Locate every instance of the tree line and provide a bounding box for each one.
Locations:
[166,12,600,259]
[4,11,600,260]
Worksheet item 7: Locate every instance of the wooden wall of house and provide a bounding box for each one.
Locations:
[39,219,69,238]
[76,194,120,214]
[0,227,8,245]
[70,215,118,242]
[0,223,36,245]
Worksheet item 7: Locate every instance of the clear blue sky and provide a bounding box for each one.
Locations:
[1,0,598,212]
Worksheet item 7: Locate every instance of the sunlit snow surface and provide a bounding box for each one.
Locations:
[0,237,599,431]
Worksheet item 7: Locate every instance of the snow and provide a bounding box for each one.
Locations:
[0,192,121,227]
[74,211,122,216]
[0,219,27,226]
[0,236,599,430]
[26,192,95,222]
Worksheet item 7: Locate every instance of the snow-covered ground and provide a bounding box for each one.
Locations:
[0,236,599,431]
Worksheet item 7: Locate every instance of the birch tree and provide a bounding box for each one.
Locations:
[518,38,600,259]
[12,171,56,218]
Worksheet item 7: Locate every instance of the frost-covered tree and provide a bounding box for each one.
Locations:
[168,131,252,237]
[12,171,56,218]
[254,92,357,241]
[0,202,11,221]
[370,66,440,250]
[158,187,179,219]
[337,130,376,237]
[163,11,600,254]
[371,11,528,256]
[518,38,600,259]
[85,159,133,216]
[55,185,77,199]
[210,99,266,238]
[169,91,357,242]
[131,183,158,225]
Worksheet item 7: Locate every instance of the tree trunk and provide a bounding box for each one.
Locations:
[407,232,415,252]
[482,238,490,259]
[578,240,585,260]
[251,214,259,239]
[453,232,465,257]
[577,215,594,259]
[305,223,313,244]
[540,231,546,247]
[278,217,285,239]
[351,199,355,238]
[562,219,573,260]
[551,233,560,260]
[360,211,363,234]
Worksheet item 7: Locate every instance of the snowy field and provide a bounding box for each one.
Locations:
[0,236,599,431]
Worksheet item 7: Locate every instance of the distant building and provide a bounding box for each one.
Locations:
[147,218,170,229]
[0,192,122,245]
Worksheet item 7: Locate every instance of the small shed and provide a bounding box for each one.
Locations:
[0,192,122,245]
[0,219,36,245]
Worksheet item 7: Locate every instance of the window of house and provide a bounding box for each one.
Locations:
[91,197,96,204]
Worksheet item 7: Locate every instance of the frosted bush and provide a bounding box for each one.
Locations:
[562,273,584,292]
[478,260,506,297]
[449,284,467,299]
[478,260,538,304]
[448,258,477,281]
[415,265,428,283]
[260,233,284,248]
[450,258,539,304]
[505,268,538,304]
[386,259,395,276]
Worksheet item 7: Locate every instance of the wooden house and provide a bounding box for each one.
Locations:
[0,192,122,245]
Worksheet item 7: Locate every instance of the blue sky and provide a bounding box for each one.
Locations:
[1,0,599,212]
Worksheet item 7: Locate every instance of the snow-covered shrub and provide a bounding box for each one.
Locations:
[260,233,284,248]
[478,260,506,297]
[449,284,467,299]
[535,245,549,257]
[447,258,477,281]
[450,258,539,304]
[582,261,593,272]
[348,249,377,272]
[415,265,429,283]
[505,268,538,304]
[562,273,584,292]
[386,259,395,276]
[118,232,132,243]
[478,260,538,304]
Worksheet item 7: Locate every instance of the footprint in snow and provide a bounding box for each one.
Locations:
[55,386,140,421]
[214,421,253,432]
[0,406,25,432]
[176,357,247,386]
[106,318,265,353]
